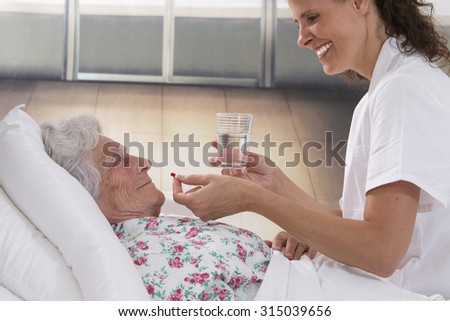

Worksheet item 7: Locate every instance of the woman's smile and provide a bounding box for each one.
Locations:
[315,41,333,59]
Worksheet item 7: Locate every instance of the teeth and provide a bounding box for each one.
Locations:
[316,42,332,57]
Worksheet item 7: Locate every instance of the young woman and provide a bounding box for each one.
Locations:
[173,0,450,298]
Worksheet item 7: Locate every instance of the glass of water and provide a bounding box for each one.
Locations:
[216,113,254,168]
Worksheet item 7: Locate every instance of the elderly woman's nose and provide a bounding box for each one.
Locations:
[135,156,151,172]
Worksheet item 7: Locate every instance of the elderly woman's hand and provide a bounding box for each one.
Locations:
[172,173,255,221]
[269,231,316,260]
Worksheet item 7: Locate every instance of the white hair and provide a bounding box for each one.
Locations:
[40,115,102,198]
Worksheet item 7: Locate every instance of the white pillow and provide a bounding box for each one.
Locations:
[0,187,83,300]
[0,106,148,300]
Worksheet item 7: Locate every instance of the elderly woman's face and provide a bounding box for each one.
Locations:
[94,136,165,223]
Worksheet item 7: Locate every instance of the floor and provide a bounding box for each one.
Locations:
[0,79,365,240]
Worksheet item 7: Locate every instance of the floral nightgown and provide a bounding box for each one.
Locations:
[111,215,271,301]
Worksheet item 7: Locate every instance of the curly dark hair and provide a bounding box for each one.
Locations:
[346,0,450,80]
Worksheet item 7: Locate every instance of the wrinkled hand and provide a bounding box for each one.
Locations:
[269,231,316,260]
[172,173,253,221]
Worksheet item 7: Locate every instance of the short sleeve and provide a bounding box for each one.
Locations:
[366,75,450,212]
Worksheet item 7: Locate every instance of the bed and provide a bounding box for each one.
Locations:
[0,105,445,301]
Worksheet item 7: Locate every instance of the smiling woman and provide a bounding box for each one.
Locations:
[171,0,450,300]
[288,0,450,79]
[288,0,391,78]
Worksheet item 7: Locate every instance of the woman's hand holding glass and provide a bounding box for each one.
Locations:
[209,141,284,194]
[172,141,281,221]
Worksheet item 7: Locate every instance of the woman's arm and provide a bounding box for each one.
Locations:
[269,167,342,217]
[219,152,341,217]
[173,174,419,277]
[250,180,420,277]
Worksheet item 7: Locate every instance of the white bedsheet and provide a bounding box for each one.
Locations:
[255,251,445,301]
[0,285,22,301]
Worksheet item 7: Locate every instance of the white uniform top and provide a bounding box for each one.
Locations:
[341,37,450,298]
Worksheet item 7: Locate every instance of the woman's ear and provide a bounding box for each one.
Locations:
[353,0,371,14]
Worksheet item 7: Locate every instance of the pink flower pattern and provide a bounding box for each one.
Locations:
[213,287,230,301]
[173,244,184,253]
[133,256,147,266]
[185,226,200,239]
[167,288,184,301]
[168,257,184,268]
[136,241,148,250]
[230,275,246,289]
[146,284,155,295]
[145,217,159,230]
[112,215,271,301]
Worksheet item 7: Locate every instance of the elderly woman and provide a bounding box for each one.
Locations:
[40,115,270,301]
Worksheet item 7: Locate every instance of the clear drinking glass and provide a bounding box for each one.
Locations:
[216,113,253,168]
